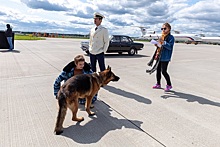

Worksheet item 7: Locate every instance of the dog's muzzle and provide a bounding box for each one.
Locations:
[112,76,120,82]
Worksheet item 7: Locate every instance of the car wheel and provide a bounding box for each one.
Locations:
[128,48,136,56]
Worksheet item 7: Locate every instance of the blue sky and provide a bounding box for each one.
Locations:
[0,0,219,37]
[188,0,201,5]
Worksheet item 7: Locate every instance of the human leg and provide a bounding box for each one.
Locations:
[156,62,162,85]
[92,94,97,104]
[153,62,162,88]
[96,52,106,71]
[161,61,171,86]
[90,53,97,72]
[7,37,13,50]
[78,98,86,104]
[161,61,172,91]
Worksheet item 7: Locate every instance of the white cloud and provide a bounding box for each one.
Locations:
[0,0,219,36]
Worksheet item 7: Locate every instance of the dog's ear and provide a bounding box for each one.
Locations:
[107,65,111,70]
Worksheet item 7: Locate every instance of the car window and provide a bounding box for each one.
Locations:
[111,36,120,42]
[128,37,133,42]
[121,36,129,43]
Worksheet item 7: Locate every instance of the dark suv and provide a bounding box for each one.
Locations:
[81,35,144,56]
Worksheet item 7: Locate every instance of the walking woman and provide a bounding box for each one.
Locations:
[151,22,175,91]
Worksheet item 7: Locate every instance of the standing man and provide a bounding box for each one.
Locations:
[5,24,13,50]
[89,12,109,72]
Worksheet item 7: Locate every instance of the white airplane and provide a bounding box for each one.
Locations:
[139,27,220,45]
[200,36,220,44]
[138,27,202,43]
[173,31,220,44]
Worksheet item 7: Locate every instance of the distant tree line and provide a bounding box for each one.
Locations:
[13,31,89,38]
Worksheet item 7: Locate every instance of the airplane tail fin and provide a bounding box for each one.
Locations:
[139,27,147,36]
[173,30,180,34]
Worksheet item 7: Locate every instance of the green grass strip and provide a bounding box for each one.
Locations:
[14,34,45,40]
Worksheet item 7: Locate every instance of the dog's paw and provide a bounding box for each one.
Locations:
[78,117,84,122]
[73,117,84,122]
[54,130,63,135]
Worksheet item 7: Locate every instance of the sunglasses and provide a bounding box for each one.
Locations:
[161,28,167,30]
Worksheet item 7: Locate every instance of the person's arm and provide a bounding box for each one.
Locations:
[83,68,93,74]
[5,29,9,36]
[162,36,175,50]
[89,28,93,48]
[103,29,109,53]
[53,71,67,97]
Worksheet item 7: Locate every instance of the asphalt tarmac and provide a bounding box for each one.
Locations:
[0,38,220,147]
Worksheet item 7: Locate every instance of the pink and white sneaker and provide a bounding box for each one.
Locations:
[152,84,161,89]
[164,85,172,92]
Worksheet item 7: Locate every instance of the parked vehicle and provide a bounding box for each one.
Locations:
[81,35,144,56]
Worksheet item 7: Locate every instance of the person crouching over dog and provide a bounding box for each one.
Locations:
[53,55,97,105]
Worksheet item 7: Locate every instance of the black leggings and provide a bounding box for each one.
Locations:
[156,61,171,86]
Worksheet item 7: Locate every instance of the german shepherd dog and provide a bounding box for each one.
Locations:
[54,66,120,135]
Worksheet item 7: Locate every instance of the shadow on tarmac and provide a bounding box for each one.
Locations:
[61,102,143,144]
[161,90,220,107]
[84,53,149,58]
[105,54,149,58]
[0,49,20,53]
[103,85,152,104]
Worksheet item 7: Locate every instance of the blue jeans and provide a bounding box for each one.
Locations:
[78,94,98,104]
[7,37,13,50]
[90,52,106,72]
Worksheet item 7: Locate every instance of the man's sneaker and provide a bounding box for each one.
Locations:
[164,85,172,92]
[152,84,161,89]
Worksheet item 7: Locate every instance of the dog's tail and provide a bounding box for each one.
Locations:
[54,92,67,135]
